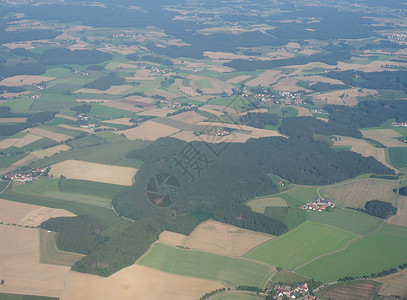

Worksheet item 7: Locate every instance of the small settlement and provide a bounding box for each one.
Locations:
[270,283,316,299]
[3,167,49,184]
[302,198,334,212]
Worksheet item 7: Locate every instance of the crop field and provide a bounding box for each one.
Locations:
[321,178,397,209]
[137,243,275,288]
[317,280,382,300]
[49,160,138,186]
[388,147,407,170]
[264,207,289,223]
[214,294,265,300]
[28,127,72,142]
[90,104,134,118]
[39,229,83,266]
[0,197,75,226]
[333,136,395,170]
[67,134,104,148]
[388,196,407,227]
[247,197,287,214]
[0,75,55,86]
[297,224,407,282]
[119,120,180,141]
[14,177,59,195]
[0,225,71,298]
[58,178,128,199]
[0,293,57,300]
[164,220,274,257]
[307,208,383,235]
[361,129,407,148]
[375,268,407,299]
[2,97,35,112]
[31,144,71,159]
[245,221,358,270]
[61,265,224,300]
[28,140,150,170]
[271,270,309,284]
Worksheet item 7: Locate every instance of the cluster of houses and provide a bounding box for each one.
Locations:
[3,167,49,185]
[387,33,407,46]
[33,83,46,90]
[302,198,334,211]
[391,121,407,127]
[29,94,41,99]
[74,70,89,76]
[272,283,313,299]
[240,86,304,106]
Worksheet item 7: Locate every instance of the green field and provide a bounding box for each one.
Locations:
[388,147,407,169]
[2,97,35,112]
[0,293,57,300]
[59,178,128,199]
[95,131,129,143]
[137,243,275,288]
[28,140,150,169]
[14,177,59,195]
[247,196,287,214]
[91,104,133,118]
[29,94,76,111]
[282,107,298,117]
[264,207,289,223]
[306,208,383,235]
[67,134,104,148]
[271,270,309,284]
[13,177,112,208]
[2,189,129,237]
[246,221,358,270]
[44,117,71,126]
[196,79,212,89]
[297,224,407,282]
[0,153,27,169]
[209,96,253,109]
[21,138,58,152]
[39,229,83,266]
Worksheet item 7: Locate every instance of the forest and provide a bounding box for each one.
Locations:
[83,73,125,91]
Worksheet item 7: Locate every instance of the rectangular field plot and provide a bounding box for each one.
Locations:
[388,147,407,170]
[245,221,358,270]
[297,224,407,282]
[317,280,381,300]
[307,208,383,235]
[247,197,287,214]
[322,178,397,209]
[137,243,275,288]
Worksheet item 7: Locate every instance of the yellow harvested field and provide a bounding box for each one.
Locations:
[169,111,207,124]
[247,197,288,214]
[361,129,407,148]
[178,85,200,97]
[375,268,407,299]
[104,118,133,126]
[49,160,138,186]
[0,117,27,123]
[0,138,20,149]
[61,265,224,300]
[203,51,253,60]
[0,225,71,298]
[246,70,282,87]
[281,62,333,76]
[138,108,175,117]
[159,220,274,257]
[101,100,144,113]
[145,89,178,100]
[273,78,310,92]
[158,231,188,247]
[0,75,55,86]
[0,198,75,226]
[198,108,224,116]
[333,136,396,171]
[293,75,344,85]
[227,75,252,84]
[208,66,234,73]
[297,107,312,116]
[123,95,154,104]
[28,127,72,142]
[13,134,43,148]
[312,88,378,106]
[322,178,397,209]
[118,120,180,141]
[388,196,407,227]
[299,49,319,55]
[31,144,71,159]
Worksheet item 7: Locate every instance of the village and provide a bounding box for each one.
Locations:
[2,167,50,184]
[302,198,334,211]
[268,282,319,299]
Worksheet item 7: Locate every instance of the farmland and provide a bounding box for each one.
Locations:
[246,221,358,270]
[158,220,274,257]
[388,195,407,227]
[297,224,407,282]
[49,160,138,186]
[375,268,407,299]
[307,208,383,235]
[321,178,397,209]
[137,243,275,288]
[388,148,407,170]
[317,280,382,300]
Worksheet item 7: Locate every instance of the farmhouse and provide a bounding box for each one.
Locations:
[274,282,310,298]
[3,167,49,184]
[303,198,335,211]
